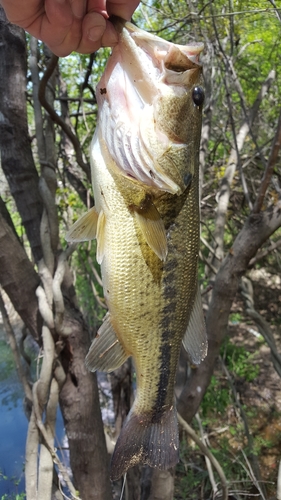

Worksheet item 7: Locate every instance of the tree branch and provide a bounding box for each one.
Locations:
[38,52,91,181]
[178,413,228,500]
[252,107,281,213]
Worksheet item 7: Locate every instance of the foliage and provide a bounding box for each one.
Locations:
[222,338,260,382]
[0,470,25,500]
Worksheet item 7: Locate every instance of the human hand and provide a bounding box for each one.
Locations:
[0,0,140,56]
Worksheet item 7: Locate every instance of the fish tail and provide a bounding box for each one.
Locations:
[110,405,179,481]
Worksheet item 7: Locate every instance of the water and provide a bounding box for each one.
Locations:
[0,338,67,498]
[0,376,27,497]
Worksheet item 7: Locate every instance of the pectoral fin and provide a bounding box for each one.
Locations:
[66,206,98,242]
[66,207,106,264]
[183,284,208,364]
[85,312,128,372]
[134,202,168,261]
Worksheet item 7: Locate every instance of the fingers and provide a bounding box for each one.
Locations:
[69,0,87,19]
[0,0,140,56]
[0,0,43,26]
[75,12,115,54]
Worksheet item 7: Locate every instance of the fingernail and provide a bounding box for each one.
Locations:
[71,0,86,18]
[88,25,106,42]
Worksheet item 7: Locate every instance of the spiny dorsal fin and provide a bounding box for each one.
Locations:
[134,202,167,261]
[66,206,98,242]
[182,283,208,364]
[85,312,128,373]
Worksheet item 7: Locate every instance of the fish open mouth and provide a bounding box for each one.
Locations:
[97,19,204,194]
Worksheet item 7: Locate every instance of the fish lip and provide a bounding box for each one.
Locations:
[123,19,204,66]
[110,17,204,67]
[113,19,203,99]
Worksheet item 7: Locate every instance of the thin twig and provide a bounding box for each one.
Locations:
[38,53,91,180]
[178,413,228,500]
[253,108,281,213]
[219,358,267,499]
[277,460,281,500]
[248,238,281,267]
[195,413,218,496]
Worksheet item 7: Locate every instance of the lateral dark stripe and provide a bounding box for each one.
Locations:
[151,255,178,420]
[151,340,171,423]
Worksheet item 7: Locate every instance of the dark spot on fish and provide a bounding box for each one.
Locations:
[149,170,155,179]
[165,259,178,273]
[100,88,107,95]
[160,314,173,332]
[107,290,109,294]
[192,86,205,107]
[184,173,192,187]
[162,302,177,316]
[152,342,171,415]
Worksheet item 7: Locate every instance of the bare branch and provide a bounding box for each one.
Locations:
[248,238,281,267]
[38,52,91,181]
[253,107,281,213]
[178,413,228,500]
[210,70,275,272]
[220,358,267,499]
[241,276,281,378]
[195,413,218,496]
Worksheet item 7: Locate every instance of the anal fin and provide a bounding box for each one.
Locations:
[66,206,98,242]
[85,312,128,373]
[110,405,179,480]
[134,202,167,261]
[182,283,208,364]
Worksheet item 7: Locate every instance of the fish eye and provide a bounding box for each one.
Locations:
[192,86,205,107]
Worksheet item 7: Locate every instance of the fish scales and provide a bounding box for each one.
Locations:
[66,18,207,480]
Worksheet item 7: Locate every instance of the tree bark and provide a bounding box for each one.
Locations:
[0,209,41,341]
[0,7,43,262]
[60,301,113,500]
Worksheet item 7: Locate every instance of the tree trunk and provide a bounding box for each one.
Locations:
[0,208,41,341]
[60,301,113,500]
[0,7,43,263]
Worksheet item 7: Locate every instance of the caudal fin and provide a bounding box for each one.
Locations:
[110,405,179,480]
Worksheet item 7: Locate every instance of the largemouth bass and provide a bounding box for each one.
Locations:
[66,18,207,480]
